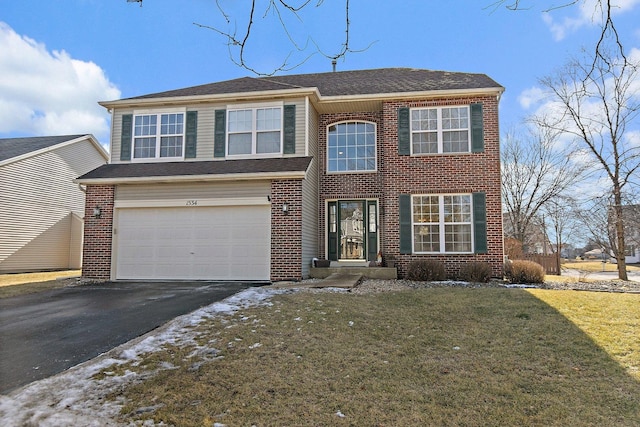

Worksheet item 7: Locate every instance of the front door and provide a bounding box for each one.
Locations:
[327,200,378,262]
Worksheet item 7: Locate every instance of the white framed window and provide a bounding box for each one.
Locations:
[327,121,376,172]
[412,194,473,253]
[133,112,184,160]
[410,106,470,154]
[228,105,282,156]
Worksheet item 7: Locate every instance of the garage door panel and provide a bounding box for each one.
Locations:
[115,206,270,280]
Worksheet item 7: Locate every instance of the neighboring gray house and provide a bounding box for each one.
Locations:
[0,135,109,273]
[619,205,640,264]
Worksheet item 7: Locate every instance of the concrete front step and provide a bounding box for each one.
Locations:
[309,266,397,280]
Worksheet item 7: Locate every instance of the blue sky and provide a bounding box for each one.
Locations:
[1,0,639,145]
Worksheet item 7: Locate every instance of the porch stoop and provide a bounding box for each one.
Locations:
[309,266,397,280]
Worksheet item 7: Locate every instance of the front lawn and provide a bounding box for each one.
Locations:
[110,287,640,426]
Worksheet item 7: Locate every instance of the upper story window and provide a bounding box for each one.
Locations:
[228,106,282,156]
[410,106,470,154]
[133,113,184,159]
[327,121,376,173]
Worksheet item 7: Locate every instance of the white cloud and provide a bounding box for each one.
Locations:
[518,86,547,110]
[542,0,640,41]
[0,22,120,144]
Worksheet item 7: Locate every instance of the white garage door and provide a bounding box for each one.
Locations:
[115,205,270,280]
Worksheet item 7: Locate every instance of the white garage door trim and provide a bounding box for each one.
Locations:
[114,204,271,281]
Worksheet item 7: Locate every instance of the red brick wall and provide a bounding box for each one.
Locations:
[318,96,504,278]
[318,112,385,258]
[271,179,304,281]
[82,185,115,280]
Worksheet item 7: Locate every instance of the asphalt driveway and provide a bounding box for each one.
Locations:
[0,281,257,394]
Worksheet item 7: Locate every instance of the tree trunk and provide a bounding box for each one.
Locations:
[613,190,628,281]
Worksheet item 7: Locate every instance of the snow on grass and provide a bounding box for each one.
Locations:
[0,286,292,426]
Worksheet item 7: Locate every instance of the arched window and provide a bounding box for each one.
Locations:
[327,121,376,172]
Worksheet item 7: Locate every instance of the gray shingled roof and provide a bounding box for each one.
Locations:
[125,68,503,101]
[77,157,313,181]
[0,135,87,162]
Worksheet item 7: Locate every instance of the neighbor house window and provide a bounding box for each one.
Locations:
[133,113,184,159]
[228,106,282,156]
[412,194,473,253]
[411,106,470,154]
[327,121,376,172]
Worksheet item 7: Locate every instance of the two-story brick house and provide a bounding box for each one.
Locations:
[77,68,504,282]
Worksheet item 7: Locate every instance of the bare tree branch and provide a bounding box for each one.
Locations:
[537,44,640,280]
[501,123,586,252]
[129,0,373,75]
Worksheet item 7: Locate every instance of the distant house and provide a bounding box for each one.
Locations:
[616,205,640,264]
[77,68,505,282]
[0,135,108,273]
[503,214,552,255]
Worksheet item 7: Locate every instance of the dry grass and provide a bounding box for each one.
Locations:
[563,261,640,272]
[0,270,80,287]
[0,270,81,298]
[112,288,640,426]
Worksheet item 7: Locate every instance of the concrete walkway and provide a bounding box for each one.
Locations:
[562,268,640,282]
[270,272,363,289]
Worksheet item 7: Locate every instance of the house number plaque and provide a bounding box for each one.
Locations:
[186,200,198,206]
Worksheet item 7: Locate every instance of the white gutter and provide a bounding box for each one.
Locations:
[99,88,320,109]
[75,170,308,185]
[98,86,504,110]
[319,87,505,104]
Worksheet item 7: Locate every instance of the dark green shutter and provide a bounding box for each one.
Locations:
[185,111,198,158]
[283,105,296,154]
[214,109,226,158]
[471,103,484,153]
[367,201,379,262]
[473,192,488,254]
[398,107,410,155]
[399,194,412,254]
[120,114,133,161]
[327,202,338,261]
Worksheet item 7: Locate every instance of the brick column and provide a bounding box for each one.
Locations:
[271,179,303,281]
[82,185,115,280]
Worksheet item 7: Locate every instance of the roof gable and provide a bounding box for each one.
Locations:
[0,135,92,163]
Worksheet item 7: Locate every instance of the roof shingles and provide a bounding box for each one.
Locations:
[77,157,313,181]
[0,135,87,162]
[124,68,503,101]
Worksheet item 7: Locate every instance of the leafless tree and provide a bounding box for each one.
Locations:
[537,46,640,280]
[128,0,373,76]
[541,195,583,272]
[127,1,626,75]
[488,0,625,76]
[501,124,585,252]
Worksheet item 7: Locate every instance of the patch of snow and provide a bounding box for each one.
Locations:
[504,284,539,289]
[0,286,289,426]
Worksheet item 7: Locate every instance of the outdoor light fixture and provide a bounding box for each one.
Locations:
[93,206,102,218]
[282,203,289,215]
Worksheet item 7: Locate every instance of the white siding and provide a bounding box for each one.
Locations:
[115,181,271,203]
[300,101,319,277]
[109,98,307,163]
[0,139,107,273]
